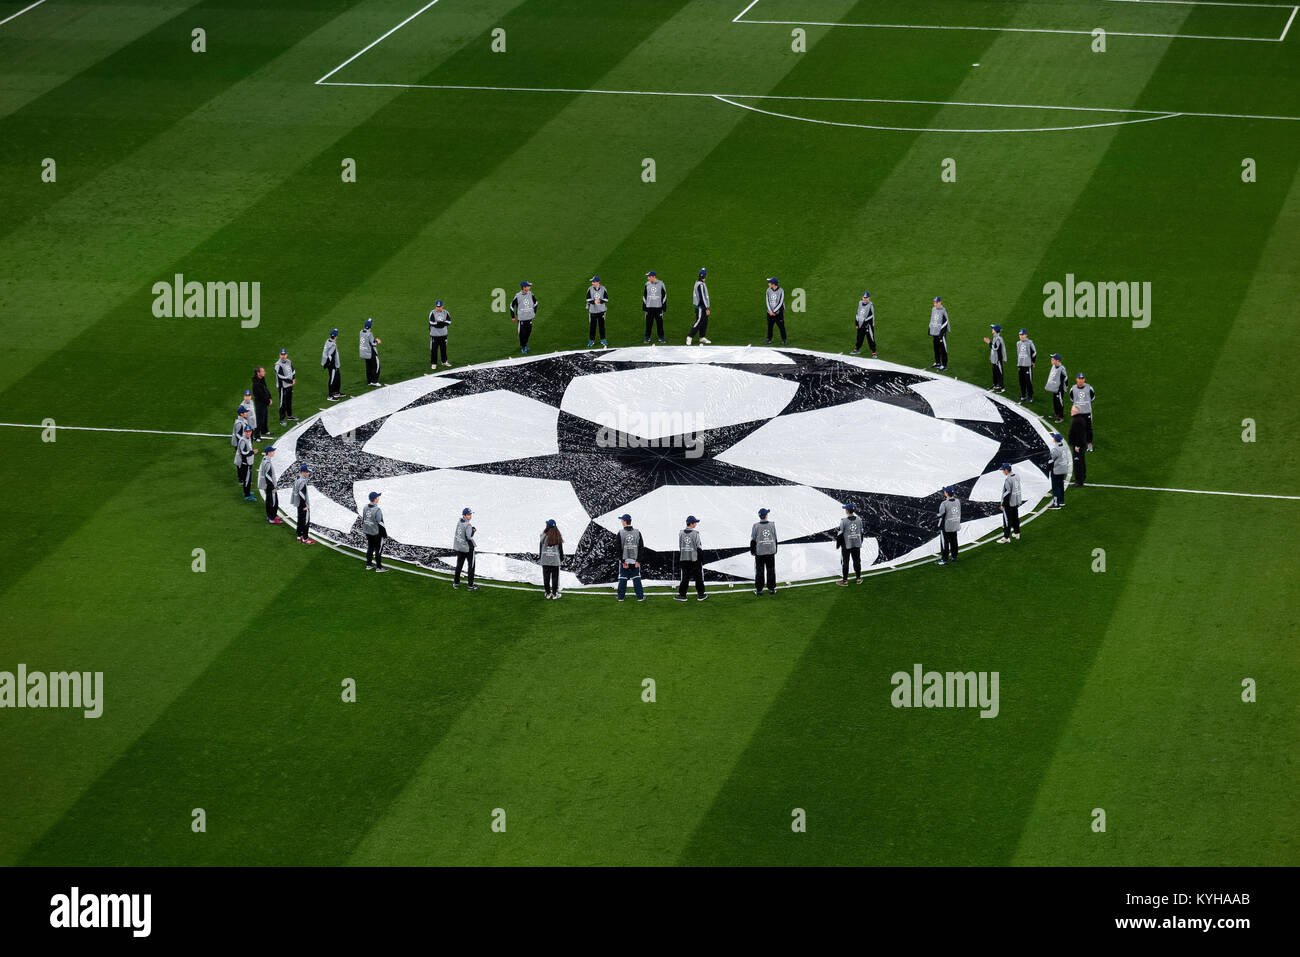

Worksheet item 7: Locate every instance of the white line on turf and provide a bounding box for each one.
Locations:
[315,0,444,85]
[1282,4,1299,38]
[0,422,228,438]
[1087,482,1300,500]
[0,0,48,27]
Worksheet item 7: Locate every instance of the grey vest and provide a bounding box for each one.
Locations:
[618,527,642,561]
[453,519,475,553]
[1070,383,1095,414]
[855,301,874,327]
[429,308,451,337]
[274,358,295,389]
[679,528,702,561]
[1002,473,1023,505]
[643,280,665,308]
[751,520,778,555]
[258,456,276,491]
[513,292,537,322]
[839,515,864,548]
[362,504,384,535]
[586,286,608,314]
[360,329,376,359]
[1016,337,1036,367]
[989,334,1006,365]
[291,475,309,506]
[1046,363,1068,392]
[928,306,949,336]
[938,496,962,531]
[539,533,563,566]
[1049,444,1068,475]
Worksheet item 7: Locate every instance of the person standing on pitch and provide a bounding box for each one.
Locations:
[585,276,608,348]
[1048,433,1068,508]
[429,299,452,368]
[936,486,961,565]
[360,318,382,387]
[510,280,538,355]
[836,503,865,585]
[235,426,257,501]
[231,406,251,459]
[274,349,297,426]
[928,296,950,370]
[1069,405,1088,487]
[996,463,1022,543]
[452,507,478,590]
[259,445,282,524]
[252,366,273,439]
[764,278,787,346]
[539,519,565,599]
[322,329,343,401]
[616,513,645,602]
[1070,372,1096,451]
[983,324,1007,393]
[851,291,876,356]
[239,388,255,426]
[1044,353,1069,422]
[362,491,388,572]
[642,270,667,344]
[291,464,314,544]
[674,515,707,602]
[688,268,711,345]
[751,507,778,595]
[1015,329,1037,402]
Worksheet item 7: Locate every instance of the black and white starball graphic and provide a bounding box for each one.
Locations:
[267,347,1057,588]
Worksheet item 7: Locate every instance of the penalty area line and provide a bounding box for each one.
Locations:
[1089,482,1300,500]
[0,0,49,27]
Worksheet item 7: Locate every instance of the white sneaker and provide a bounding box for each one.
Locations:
[1012,532,1020,539]
[443,361,453,367]
[700,337,711,344]
[686,336,693,345]
[996,537,1010,544]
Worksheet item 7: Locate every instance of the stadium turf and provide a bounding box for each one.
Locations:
[0,0,1296,865]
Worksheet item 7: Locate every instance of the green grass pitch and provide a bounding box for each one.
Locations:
[0,0,1297,866]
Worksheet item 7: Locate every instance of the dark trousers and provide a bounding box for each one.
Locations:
[366,533,384,567]
[932,334,948,366]
[542,565,559,595]
[1072,449,1087,486]
[430,337,448,364]
[296,502,309,538]
[678,559,705,598]
[690,307,708,338]
[327,365,341,397]
[617,563,644,600]
[1002,500,1021,536]
[1018,366,1033,400]
[643,308,664,340]
[940,529,959,561]
[1080,412,1094,445]
[278,386,293,421]
[264,486,277,521]
[1052,388,1065,418]
[991,361,1004,390]
[855,324,875,352]
[588,312,606,341]
[254,402,269,438]
[454,550,475,586]
[238,463,251,496]
[766,308,787,344]
[365,354,380,385]
[1051,472,1065,505]
[841,546,862,579]
[518,320,533,349]
[754,554,776,593]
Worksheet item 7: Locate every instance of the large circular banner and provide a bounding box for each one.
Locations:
[267,347,1057,588]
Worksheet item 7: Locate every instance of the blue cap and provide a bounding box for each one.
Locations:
[990,324,1002,332]
[368,491,380,501]
[1076,372,1085,378]
[300,464,311,472]
[590,275,600,283]
[933,296,942,303]
[698,268,707,278]
[243,389,252,396]
[520,280,532,288]
[862,290,871,298]
[1001,462,1012,471]
[462,507,472,515]
[944,485,955,494]
[279,348,287,355]
[545,518,556,528]
[1053,433,1063,442]
[1050,353,1061,360]
[686,515,699,525]
[1018,328,1027,335]
[435,299,443,307]
[646,270,656,277]
[236,406,248,414]
[619,513,632,523]
[330,328,338,337]
[264,445,276,453]
[364,318,373,328]
[758,507,770,517]
[243,426,253,434]
[766,277,779,285]
[842,502,855,511]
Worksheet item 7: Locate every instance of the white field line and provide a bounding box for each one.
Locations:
[0,0,48,27]
[0,422,228,438]
[735,0,1300,43]
[315,0,444,85]
[1088,482,1300,500]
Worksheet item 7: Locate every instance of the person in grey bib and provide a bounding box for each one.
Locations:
[616,514,645,601]
[232,406,251,457]
[997,463,1023,543]
[585,276,608,348]
[642,270,667,344]
[674,515,707,602]
[764,278,786,346]
[1048,433,1069,508]
[452,507,478,590]
[360,318,382,387]
[510,281,538,355]
[852,291,876,356]
[687,268,711,344]
[274,349,297,425]
[291,464,313,544]
[322,329,343,401]
[539,519,565,599]
[1044,353,1069,422]
[362,491,389,572]
[259,445,281,524]
[928,296,950,369]
[235,426,256,501]
[429,300,452,368]
[936,486,961,565]
[835,503,865,585]
[982,324,1007,393]
[1015,329,1037,402]
[1070,373,1096,451]
[751,507,778,595]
